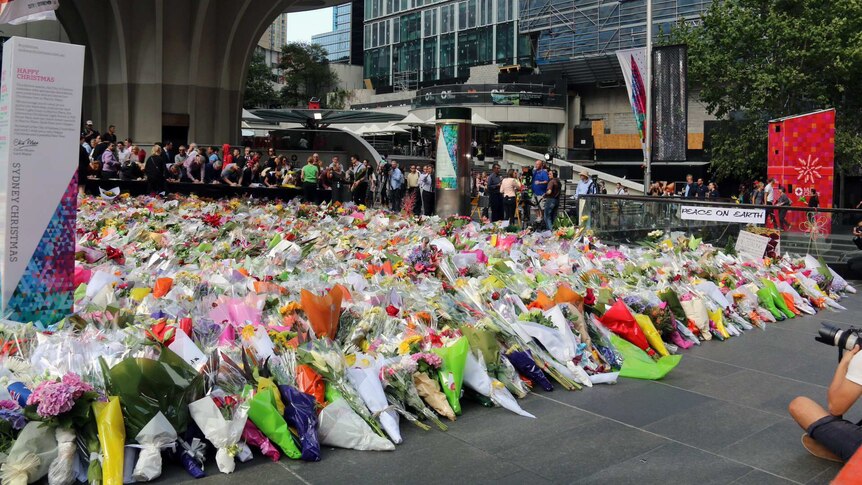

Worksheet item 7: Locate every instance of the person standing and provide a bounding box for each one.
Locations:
[500,169,521,225]
[775,187,792,231]
[145,145,167,193]
[388,160,405,212]
[853,221,862,250]
[351,157,369,205]
[101,142,119,179]
[531,160,549,225]
[706,182,720,199]
[574,170,596,219]
[764,177,778,227]
[682,174,697,198]
[102,124,118,143]
[544,170,562,231]
[419,164,435,216]
[752,181,765,205]
[695,178,707,199]
[406,165,421,214]
[487,164,504,222]
[807,188,820,223]
[301,156,319,203]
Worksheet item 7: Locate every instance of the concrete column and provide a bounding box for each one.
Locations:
[56,0,338,146]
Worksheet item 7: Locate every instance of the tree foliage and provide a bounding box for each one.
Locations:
[279,42,339,108]
[243,52,278,109]
[671,0,862,179]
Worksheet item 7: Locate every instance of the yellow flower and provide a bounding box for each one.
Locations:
[345,353,356,367]
[241,325,256,340]
[358,204,367,211]
[398,335,423,355]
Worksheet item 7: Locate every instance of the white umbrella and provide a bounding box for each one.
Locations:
[395,113,429,127]
[471,113,498,128]
[379,123,409,134]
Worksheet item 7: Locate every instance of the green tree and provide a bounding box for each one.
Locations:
[243,52,278,108]
[671,0,862,180]
[279,42,339,107]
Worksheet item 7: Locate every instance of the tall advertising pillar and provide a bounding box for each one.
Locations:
[0,38,85,326]
[435,107,472,218]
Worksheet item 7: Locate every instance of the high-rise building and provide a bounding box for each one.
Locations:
[256,13,289,88]
[312,4,353,63]
[362,0,532,89]
[521,0,711,83]
[257,13,288,68]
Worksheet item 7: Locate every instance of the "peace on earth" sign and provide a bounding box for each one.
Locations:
[679,206,766,224]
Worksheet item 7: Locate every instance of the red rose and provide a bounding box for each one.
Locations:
[386,305,400,317]
[584,288,596,306]
[491,292,500,300]
[105,246,125,265]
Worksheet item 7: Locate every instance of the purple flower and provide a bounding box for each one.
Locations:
[35,384,75,417]
[61,373,94,399]
[0,400,19,411]
[0,409,26,430]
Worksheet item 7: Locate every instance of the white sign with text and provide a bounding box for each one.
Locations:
[735,230,771,260]
[0,37,85,322]
[680,206,766,224]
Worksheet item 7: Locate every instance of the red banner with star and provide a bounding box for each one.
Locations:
[767,109,835,234]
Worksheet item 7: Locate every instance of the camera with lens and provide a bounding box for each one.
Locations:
[816,323,862,359]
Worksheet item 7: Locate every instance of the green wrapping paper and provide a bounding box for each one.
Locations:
[612,335,681,380]
[431,337,468,415]
[756,287,784,320]
[248,388,302,459]
[658,288,686,323]
[761,279,794,319]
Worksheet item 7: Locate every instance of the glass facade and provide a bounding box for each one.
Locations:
[363,0,531,87]
[312,3,353,63]
[520,0,712,83]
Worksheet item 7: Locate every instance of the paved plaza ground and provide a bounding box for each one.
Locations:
[163,284,862,485]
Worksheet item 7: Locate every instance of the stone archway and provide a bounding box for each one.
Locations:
[56,0,339,145]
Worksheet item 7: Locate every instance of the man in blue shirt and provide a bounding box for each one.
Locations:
[531,160,549,224]
[388,160,405,212]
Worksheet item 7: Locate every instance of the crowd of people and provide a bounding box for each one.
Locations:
[472,160,567,231]
[79,121,440,215]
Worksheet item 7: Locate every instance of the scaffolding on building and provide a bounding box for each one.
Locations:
[393,70,419,92]
[518,0,709,83]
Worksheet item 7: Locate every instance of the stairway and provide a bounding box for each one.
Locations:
[779,231,860,264]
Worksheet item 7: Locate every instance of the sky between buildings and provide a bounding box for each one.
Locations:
[286,8,334,43]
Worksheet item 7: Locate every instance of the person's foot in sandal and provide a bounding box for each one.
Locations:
[803,433,844,463]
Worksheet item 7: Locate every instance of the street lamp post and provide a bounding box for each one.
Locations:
[644,0,653,191]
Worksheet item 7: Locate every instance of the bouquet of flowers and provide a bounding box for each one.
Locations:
[380,356,447,431]
[189,391,251,473]
[22,373,101,485]
[409,352,456,421]
[0,402,26,455]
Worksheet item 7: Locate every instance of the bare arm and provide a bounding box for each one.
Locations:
[827,346,862,416]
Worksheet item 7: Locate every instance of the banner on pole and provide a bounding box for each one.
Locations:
[767,109,835,234]
[0,37,85,326]
[652,44,688,162]
[616,47,648,159]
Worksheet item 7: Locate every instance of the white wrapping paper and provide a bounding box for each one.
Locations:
[462,352,535,418]
[132,412,177,482]
[188,396,249,474]
[347,355,401,444]
[317,399,395,451]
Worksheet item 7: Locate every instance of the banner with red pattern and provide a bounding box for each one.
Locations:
[766,109,835,234]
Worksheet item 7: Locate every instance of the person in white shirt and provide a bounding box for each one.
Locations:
[790,344,862,462]
[764,177,778,227]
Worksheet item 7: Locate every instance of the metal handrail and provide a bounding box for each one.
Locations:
[581,194,862,215]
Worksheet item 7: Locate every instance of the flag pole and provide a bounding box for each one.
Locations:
[644,0,653,192]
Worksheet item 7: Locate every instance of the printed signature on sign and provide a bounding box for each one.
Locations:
[12,138,39,147]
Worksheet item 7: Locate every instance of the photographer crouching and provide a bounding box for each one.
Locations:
[789,324,862,462]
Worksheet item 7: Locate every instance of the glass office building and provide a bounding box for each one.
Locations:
[362,0,533,88]
[521,0,711,83]
[312,4,352,63]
